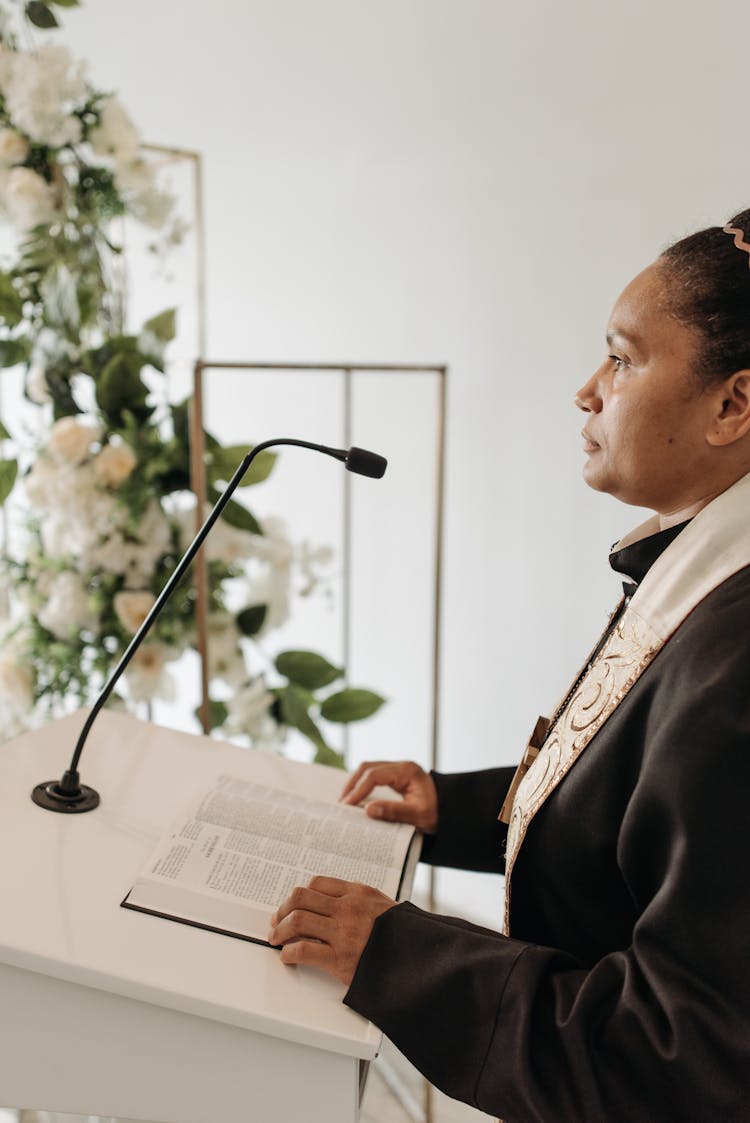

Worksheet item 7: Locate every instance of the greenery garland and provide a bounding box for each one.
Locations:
[0,0,384,764]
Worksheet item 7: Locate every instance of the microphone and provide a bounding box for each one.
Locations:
[31,437,388,813]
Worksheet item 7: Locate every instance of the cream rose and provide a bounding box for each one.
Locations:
[0,652,33,712]
[3,165,56,229]
[47,416,100,465]
[0,128,29,167]
[93,441,137,488]
[114,590,156,634]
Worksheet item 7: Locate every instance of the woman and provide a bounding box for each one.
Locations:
[269,211,750,1121]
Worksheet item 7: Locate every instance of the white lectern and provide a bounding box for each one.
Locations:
[0,710,413,1122]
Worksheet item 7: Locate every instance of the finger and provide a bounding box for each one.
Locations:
[339,762,376,800]
[272,886,338,926]
[269,908,333,946]
[279,939,337,972]
[307,874,355,896]
[340,764,407,805]
[365,798,413,823]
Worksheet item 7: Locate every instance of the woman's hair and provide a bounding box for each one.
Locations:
[659,207,750,388]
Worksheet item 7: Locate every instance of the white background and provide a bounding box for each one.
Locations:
[26,0,750,925]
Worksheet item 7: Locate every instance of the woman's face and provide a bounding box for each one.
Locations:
[576,263,720,515]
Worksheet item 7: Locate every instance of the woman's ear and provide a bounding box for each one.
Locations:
[707,371,750,446]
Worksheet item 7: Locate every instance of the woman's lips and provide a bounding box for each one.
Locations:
[581,430,600,453]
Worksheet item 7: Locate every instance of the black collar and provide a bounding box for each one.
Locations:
[609,520,691,594]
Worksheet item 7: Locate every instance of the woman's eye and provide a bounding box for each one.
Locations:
[609,354,627,372]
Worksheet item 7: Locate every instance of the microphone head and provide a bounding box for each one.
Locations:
[345,446,387,479]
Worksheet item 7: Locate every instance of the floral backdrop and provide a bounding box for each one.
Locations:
[0,0,383,764]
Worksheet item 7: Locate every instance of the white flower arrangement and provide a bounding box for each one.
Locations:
[0,0,385,764]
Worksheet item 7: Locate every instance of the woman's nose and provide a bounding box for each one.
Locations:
[574,371,603,413]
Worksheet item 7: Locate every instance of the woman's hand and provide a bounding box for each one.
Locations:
[339,760,439,833]
[268,876,396,986]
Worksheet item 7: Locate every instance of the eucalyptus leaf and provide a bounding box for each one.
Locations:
[0,272,24,328]
[208,445,277,488]
[275,650,342,691]
[0,419,10,440]
[279,685,329,751]
[48,0,80,8]
[0,337,31,368]
[143,308,176,343]
[313,744,346,769]
[0,459,18,505]
[25,1,58,27]
[96,351,151,426]
[45,369,81,418]
[236,604,267,636]
[216,495,261,534]
[193,698,228,730]
[320,689,386,724]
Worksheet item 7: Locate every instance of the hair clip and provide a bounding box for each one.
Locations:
[722,223,750,267]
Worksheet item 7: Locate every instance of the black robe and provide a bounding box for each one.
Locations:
[344,526,750,1122]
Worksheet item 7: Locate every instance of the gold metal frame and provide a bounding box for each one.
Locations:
[188,361,446,781]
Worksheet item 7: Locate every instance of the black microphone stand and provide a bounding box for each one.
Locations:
[31,438,386,813]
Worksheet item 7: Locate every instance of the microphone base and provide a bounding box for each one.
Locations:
[31,780,100,814]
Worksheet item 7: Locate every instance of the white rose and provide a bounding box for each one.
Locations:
[0,128,29,167]
[0,651,33,713]
[47,416,100,465]
[114,590,155,634]
[206,615,245,685]
[2,165,56,230]
[125,642,176,703]
[129,186,174,230]
[89,97,139,163]
[114,156,155,196]
[3,46,86,147]
[226,678,276,741]
[37,570,95,639]
[93,442,137,488]
[24,454,58,507]
[25,362,51,404]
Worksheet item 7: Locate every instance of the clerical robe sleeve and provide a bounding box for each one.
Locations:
[344,623,750,1120]
[419,767,514,873]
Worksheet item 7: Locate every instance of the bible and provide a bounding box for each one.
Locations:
[122,772,419,945]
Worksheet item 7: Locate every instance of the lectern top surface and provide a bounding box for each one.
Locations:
[0,710,384,1060]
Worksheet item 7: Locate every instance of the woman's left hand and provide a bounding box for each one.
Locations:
[268,876,397,986]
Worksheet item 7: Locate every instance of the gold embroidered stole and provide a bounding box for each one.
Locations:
[501,470,750,937]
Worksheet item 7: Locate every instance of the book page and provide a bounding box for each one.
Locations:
[126,774,415,940]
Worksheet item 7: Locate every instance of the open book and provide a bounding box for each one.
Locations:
[122,773,419,945]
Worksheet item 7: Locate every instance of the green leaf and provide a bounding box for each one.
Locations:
[193,698,228,730]
[96,352,151,427]
[320,689,386,724]
[45,369,80,418]
[236,604,267,636]
[216,495,261,535]
[313,744,346,769]
[275,650,342,691]
[279,685,329,751]
[142,308,176,343]
[0,337,31,369]
[25,1,58,27]
[208,445,277,488]
[0,419,11,440]
[0,272,24,328]
[0,459,18,505]
[48,0,80,8]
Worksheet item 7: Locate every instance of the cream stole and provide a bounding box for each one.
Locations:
[503,470,750,937]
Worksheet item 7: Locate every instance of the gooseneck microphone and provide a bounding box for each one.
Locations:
[31,438,387,813]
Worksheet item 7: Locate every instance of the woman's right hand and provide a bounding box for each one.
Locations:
[339,760,439,833]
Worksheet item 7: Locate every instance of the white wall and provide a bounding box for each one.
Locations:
[53,0,750,924]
